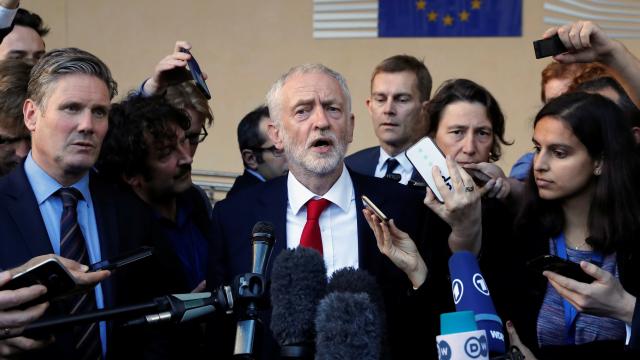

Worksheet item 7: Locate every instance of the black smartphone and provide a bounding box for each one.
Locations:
[89,246,154,272]
[526,255,595,283]
[2,257,78,308]
[533,34,568,59]
[179,48,212,100]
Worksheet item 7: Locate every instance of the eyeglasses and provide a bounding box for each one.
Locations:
[0,134,30,146]
[252,145,285,157]
[186,127,208,145]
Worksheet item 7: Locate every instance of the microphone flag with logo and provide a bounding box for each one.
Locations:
[448,251,505,354]
[436,310,489,360]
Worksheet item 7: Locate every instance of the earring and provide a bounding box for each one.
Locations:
[594,168,602,176]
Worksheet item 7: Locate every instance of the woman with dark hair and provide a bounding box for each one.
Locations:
[426,79,515,199]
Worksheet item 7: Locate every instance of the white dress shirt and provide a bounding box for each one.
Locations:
[374,148,414,185]
[286,164,358,275]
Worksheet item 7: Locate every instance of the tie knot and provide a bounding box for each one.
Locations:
[306,198,331,220]
[57,187,83,208]
[385,158,400,175]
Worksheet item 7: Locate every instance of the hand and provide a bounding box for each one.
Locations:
[10,255,110,287]
[0,336,53,358]
[424,155,484,254]
[0,271,48,339]
[362,208,428,288]
[542,21,618,65]
[544,261,637,323]
[0,1,19,10]
[142,40,208,96]
[463,162,510,199]
[506,321,538,360]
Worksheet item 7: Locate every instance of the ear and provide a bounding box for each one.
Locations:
[123,174,143,189]
[593,158,603,176]
[241,149,259,170]
[631,126,640,145]
[365,97,373,117]
[346,113,355,143]
[23,99,38,132]
[267,121,283,150]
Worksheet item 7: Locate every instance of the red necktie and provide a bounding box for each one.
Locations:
[299,198,331,255]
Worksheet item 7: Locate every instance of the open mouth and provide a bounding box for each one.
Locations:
[311,138,334,151]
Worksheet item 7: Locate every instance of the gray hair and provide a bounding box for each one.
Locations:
[28,47,118,108]
[265,63,351,125]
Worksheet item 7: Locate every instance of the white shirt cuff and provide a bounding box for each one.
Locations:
[0,6,17,30]
[626,324,632,346]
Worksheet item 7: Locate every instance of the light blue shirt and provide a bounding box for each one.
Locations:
[245,168,266,182]
[24,153,107,356]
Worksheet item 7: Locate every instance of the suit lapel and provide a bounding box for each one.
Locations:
[256,177,289,269]
[89,175,117,309]
[350,171,384,278]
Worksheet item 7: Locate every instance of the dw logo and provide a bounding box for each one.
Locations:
[473,273,490,296]
[452,279,464,304]
[464,335,488,358]
[437,340,452,360]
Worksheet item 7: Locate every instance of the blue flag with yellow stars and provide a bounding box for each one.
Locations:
[379,0,522,37]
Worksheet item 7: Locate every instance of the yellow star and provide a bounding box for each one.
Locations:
[459,10,470,22]
[427,10,438,22]
[416,0,426,10]
[443,14,454,26]
[471,0,481,10]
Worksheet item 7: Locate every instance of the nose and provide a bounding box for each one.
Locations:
[313,108,330,130]
[533,150,548,172]
[461,133,476,156]
[77,111,95,133]
[382,98,395,115]
[14,139,30,158]
[178,140,193,166]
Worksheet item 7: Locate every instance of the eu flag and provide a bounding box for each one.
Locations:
[379,0,522,37]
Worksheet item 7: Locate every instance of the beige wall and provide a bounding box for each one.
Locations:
[21,0,640,175]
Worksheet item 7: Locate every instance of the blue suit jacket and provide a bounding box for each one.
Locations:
[345,145,425,184]
[210,168,447,359]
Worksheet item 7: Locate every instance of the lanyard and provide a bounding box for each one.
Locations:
[552,233,603,345]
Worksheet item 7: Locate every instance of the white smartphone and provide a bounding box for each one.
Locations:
[405,137,453,202]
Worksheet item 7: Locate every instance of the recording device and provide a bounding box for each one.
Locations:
[406,137,453,202]
[234,221,276,358]
[526,254,595,283]
[448,251,505,354]
[436,311,489,360]
[361,195,388,222]
[2,257,79,309]
[533,33,568,59]
[179,47,212,100]
[383,173,401,183]
[89,246,154,272]
[315,292,381,360]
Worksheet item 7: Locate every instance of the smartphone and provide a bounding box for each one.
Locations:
[405,137,453,202]
[533,34,568,59]
[179,48,212,100]
[89,246,154,272]
[526,255,595,283]
[361,195,388,222]
[2,257,78,308]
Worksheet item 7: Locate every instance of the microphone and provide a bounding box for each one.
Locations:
[436,311,489,360]
[270,247,327,359]
[315,292,382,360]
[448,251,505,354]
[234,221,276,358]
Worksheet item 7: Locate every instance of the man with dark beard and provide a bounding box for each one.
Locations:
[209,64,483,359]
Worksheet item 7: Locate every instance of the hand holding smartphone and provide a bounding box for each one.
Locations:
[533,34,568,59]
[179,48,212,100]
[405,137,453,202]
[362,195,388,222]
[526,255,595,283]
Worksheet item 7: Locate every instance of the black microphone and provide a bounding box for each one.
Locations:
[234,221,276,358]
[270,247,327,359]
[315,292,382,360]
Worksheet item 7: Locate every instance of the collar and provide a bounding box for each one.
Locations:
[287,164,354,215]
[377,147,412,173]
[24,152,91,205]
[245,168,266,182]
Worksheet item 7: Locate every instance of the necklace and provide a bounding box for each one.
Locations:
[569,239,589,251]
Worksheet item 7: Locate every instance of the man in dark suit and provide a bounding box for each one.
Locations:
[210,63,483,359]
[345,55,432,186]
[227,105,288,197]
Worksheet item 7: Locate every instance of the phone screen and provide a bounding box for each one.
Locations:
[179,48,212,100]
[405,137,453,202]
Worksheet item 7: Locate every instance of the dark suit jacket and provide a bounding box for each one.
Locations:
[345,146,425,184]
[209,168,449,359]
[0,163,187,359]
[226,169,263,198]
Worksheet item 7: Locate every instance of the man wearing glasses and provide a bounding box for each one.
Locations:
[227,105,288,198]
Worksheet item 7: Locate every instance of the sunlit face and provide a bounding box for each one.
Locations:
[255,116,288,180]
[532,116,599,201]
[367,71,427,152]
[0,25,45,65]
[433,101,493,164]
[0,122,30,176]
[543,78,571,103]
[24,74,110,185]
[273,71,354,177]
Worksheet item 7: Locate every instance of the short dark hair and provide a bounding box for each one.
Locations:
[371,55,432,102]
[99,94,191,181]
[0,59,32,134]
[237,105,270,166]
[519,92,640,253]
[575,76,640,128]
[426,78,512,162]
[14,8,49,37]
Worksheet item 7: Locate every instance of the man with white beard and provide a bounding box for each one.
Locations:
[208,64,483,359]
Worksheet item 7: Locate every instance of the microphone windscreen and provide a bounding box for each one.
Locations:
[327,267,385,323]
[315,292,381,360]
[448,251,505,354]
[270,247,327,346]
[251,221,275,245]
